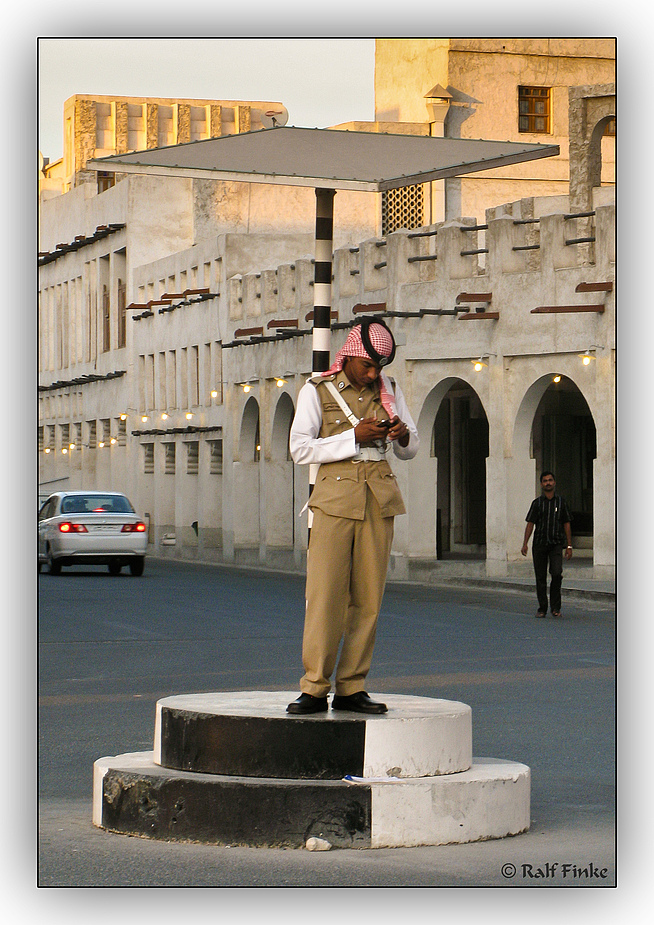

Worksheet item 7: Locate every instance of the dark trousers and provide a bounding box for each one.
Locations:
[532,544,564,612]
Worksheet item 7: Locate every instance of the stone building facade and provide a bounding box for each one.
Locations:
[38,42,616,581]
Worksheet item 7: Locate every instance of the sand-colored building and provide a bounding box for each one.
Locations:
[38,40,616,581]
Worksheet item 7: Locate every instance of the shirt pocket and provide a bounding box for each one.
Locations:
[310,469,365,519]
[320,401,354,434]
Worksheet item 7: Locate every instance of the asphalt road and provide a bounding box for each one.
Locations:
[37,556,616,891]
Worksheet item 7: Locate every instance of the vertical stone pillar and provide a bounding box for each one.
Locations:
[74,99,97,183]
[115,101,129,154]
[485,356,508,577]
[146,103,159,148]
[175,104,191,144]
[209,105,223,137]
[235,105,251,134]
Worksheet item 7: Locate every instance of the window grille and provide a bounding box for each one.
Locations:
[143,443,154,474]
[382,184,424,236]
[117,279,126,348]
[518,86,551,134]
[164,442,176,475]
[209,440,223,475]
[117,417,127,446]
[102,285,110,353]
[87,420,96,449]
[38,427,44,452]
[186,441,199,475]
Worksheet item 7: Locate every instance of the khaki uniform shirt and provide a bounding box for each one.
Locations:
[305,370,407,520]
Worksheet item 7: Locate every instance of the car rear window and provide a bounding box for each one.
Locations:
[60,495,135,514]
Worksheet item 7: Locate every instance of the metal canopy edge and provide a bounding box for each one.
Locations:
[87,126,559,193]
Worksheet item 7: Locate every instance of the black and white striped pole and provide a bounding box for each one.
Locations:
[308,187,335,533]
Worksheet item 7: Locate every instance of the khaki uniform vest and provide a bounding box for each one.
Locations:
[308,370,406,520]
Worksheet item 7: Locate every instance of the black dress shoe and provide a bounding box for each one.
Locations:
[286,693,328,715]
[331,691,388,714]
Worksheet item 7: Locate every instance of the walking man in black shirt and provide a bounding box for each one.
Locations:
[521,471,573,618]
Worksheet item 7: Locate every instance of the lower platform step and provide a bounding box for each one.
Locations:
[93,752,530,849]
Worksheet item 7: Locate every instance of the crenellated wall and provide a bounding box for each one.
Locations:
[214,192,614,577]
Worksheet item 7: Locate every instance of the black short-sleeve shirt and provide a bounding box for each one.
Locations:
[526,495,572,547]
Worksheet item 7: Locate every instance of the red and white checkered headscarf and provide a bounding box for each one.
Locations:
[323,323,397,417]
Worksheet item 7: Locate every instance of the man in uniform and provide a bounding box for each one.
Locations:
[287,318,419,715]
[521,471,573,618]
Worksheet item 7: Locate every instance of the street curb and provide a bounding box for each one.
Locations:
[147,555,615,604]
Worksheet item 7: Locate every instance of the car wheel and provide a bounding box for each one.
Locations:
[129,557,145,577]
[47,550,62,575]
[108,562,122,575]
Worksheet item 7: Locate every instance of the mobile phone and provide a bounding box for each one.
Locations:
[378,419,392,429]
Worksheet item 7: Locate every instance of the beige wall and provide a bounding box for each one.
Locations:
[374,38,615,222]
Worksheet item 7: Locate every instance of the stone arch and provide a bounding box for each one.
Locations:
[568,84,616,213]
[267,391,295,548]
[233,395,261,547]
[409,377,489,559]
[511,373,597,556]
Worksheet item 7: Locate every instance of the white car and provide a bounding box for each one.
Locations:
[38,491,148,576]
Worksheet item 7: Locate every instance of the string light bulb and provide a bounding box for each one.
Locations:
[185,412,194,420]
[553,375,561,383]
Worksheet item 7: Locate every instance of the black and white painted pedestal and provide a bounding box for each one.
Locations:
[93,692,530,849]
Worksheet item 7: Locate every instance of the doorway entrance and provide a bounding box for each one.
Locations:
[432,380,489,556]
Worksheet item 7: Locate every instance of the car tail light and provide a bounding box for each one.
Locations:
[121,522,147,533]
[58,522,88,533]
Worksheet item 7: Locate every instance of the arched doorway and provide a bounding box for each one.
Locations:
[233,396,261,547]
[267,392,295,548]
[411,377,489,559]
[568,84,615,213]
[531,376,597,547]
[433,380,489,555]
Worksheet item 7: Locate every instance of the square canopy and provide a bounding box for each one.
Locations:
[88,125,559,193]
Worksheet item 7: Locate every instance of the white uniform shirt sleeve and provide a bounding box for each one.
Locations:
[289,382,357,465]
[289,379,420,465]
[390,381,420,461]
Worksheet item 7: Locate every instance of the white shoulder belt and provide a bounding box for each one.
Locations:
[323,380,360,427]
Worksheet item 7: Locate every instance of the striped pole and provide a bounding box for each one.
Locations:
[308,188,335,533]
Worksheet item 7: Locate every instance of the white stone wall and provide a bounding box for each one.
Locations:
[39,182,615,578]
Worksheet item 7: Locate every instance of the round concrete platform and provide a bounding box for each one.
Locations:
[92,690,530,849]
[154,691,472,779]
[93,752,530,849]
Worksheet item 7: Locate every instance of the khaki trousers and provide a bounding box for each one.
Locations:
[300,490,394,697]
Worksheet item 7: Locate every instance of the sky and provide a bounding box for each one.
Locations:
[38,38,376,161]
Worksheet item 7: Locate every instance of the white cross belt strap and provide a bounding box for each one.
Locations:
[324,380,389,461]
[323,380,361,427]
